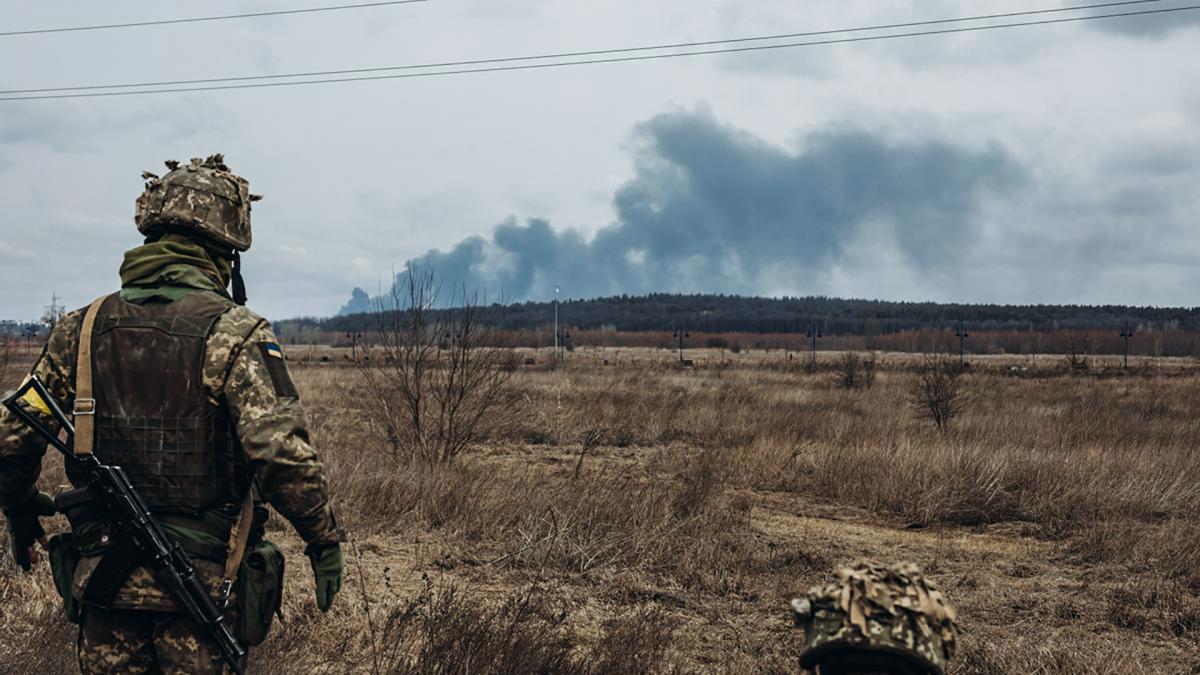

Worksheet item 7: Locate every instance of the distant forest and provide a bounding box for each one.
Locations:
[285,293,1200,335]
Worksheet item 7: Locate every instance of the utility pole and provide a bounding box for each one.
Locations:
[43,292,64,331]
[1120,321,1135,368]
[553,285,559,364]
[955,320,969,367]
[673,324,689,363]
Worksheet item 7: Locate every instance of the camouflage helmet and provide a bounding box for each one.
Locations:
[791,561,958,675]
[135,154,260,252]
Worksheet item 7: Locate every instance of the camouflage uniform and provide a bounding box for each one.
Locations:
[0,156,342,673]
[791,561,958,675]
[79,606,232,674]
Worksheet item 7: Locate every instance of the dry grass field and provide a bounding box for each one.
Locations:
[3,347,1200,673]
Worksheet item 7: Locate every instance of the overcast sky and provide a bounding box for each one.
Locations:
[1,0,1198,320]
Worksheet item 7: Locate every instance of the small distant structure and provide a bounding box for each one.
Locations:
[1120,321,1135,368]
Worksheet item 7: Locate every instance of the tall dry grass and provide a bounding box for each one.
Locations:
[3,352,1199,672]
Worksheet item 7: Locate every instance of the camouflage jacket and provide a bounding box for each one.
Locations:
[0,289,342,610]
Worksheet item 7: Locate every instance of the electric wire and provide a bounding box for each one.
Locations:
[2,3,1196,102]
[0,0,1173,96]
[0,1,432,38]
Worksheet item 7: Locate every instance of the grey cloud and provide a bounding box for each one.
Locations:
[1089,3,1200,38]
[1105,138,1200,177]
[0,97,229,155]
[343,108,1022,312]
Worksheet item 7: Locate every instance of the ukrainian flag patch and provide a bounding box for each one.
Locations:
[257,342,299,399]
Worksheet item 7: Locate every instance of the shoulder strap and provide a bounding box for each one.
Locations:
[73,296,108,456]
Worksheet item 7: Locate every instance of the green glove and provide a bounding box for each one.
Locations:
[4,491,56,571]
[305,542,344,612]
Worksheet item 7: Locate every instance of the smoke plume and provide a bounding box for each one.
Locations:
[341,108,1021,313]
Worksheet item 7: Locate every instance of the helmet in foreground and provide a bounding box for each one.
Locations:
[135,154,260,252]
[791,561,958,675]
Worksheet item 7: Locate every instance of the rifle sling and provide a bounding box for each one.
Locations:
[80,537,143,607]
[223,489,256,589]
[74,295,108,456]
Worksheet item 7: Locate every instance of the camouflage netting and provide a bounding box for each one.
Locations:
[791,561,958,675]
[135,154,262,252]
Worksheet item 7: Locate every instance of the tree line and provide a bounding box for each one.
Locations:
[291,292,1200,336]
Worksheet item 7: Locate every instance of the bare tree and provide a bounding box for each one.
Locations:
[355,268,517,464]
[909,355,969,432]
[0,334,14,390]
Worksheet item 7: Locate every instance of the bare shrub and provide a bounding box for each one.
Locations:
[588,605,679,673]
[673,449,723,519]
[356,268,517,463]
[574,425,606,479]
[377,580,582,674]
[1063,332,1091,371]
[832,351,877,390]
[909,355,970,431]
[862,351,877,388]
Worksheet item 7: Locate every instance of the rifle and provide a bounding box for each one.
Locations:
[3,374,246,674]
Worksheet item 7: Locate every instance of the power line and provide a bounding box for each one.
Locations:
[0,0,1172,96]
[3,3,1197,102]
[0,1,432,38]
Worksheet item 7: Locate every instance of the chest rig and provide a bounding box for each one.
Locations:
[66,292,248,514]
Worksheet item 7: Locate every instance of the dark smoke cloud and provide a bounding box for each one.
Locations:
[341,109,1021,313]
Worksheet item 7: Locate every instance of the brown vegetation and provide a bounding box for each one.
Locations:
[2,349,1200,672]
[354,269,517,464]
[909,355,970,432]
[0,336,14,390]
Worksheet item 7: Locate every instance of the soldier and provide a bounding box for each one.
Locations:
[0,155,344,673]
[790,561,958,675]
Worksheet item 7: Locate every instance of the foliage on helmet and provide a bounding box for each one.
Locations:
[791,561,958,675]
[135,154,262,252]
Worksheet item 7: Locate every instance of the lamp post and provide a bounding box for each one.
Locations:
[556,328,571,361]
[955,320,969,367]
[345,331,363,361]
[673,324,689,363]
[1120,321,1135,368]
[805,322,822,358]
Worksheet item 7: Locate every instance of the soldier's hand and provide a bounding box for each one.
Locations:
[305,542,344,612]
[3,491,56,571]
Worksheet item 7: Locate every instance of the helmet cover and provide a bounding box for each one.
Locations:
[791,561,958,675]
[135,154,260,252]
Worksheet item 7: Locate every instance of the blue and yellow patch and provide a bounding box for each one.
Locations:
[257,342,299,399]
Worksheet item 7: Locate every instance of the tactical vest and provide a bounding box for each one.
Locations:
[66,292,248,514]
